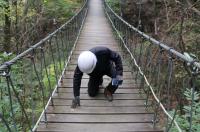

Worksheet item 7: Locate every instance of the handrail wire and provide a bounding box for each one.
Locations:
[104,1,200,69]
[103,1,193,131]
[0,0,88,131]
[33,0,87,131]
[32,49,48,124]
[32,1,88,131]
[0,0,88,71]
[0,113,12,132]
[5,68,18,131]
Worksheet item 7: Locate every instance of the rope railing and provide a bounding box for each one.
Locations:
[104,1,200,132]
[0,0,88,131]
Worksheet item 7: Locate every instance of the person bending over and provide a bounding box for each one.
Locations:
[71,46,123,108]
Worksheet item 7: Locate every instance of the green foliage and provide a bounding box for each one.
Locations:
[0,0,80,130]
[0,0,7,20]
[106,0,120,14]
[184,88,199,101]
[0,52,15,64]
[42,61,64,96]
[44,0,81,22]
[0,52,66,131]
[0,53,28,131]
[170,88,200,132]
[0,0,82,53]
[0,0,7,6]
[42,63,57,90]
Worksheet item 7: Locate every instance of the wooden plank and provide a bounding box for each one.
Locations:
[64,69,132,72]
[46,106,152,114]
[65,65,130,71]
[76,43,118,47]
[41,114,153,123]
[78,37,117,42]
[70,54,125,59]
[58,86,141,89]
[75,42,119,46]
[52,93,146,100]
[60,82,140,88]
[80,35,114,37]
[66,61,128,66]
[36,123,163,132]
[80,30,113,33]
[72,50,123,54]
[68,59,128,65]
[75,40,118,43]
[36,0,162,131]
[63,71,135,77]
[80,31,112,33]
[75,43,118,47]
[63,73,134,79]
[74,47,120,51]
[71,52,124,57]
[61,78,136,84]
[76,42,118,46]
[51,99,148,107]
[56,87,143,94]
[75,44,119,48]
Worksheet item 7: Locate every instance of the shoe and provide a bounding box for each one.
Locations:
[104,88,113,102]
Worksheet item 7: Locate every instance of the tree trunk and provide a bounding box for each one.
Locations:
[4,0,11,53]
[120,0,160,32]
[13,0,19,54]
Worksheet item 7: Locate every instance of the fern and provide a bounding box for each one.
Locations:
[170,88,200,131]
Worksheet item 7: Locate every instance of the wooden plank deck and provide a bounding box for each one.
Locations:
[36,0,162,131]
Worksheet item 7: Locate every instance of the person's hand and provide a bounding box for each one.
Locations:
[112,75,123,86]
[71,96,80,108]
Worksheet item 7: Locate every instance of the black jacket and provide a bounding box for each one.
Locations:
[73,46,123,97]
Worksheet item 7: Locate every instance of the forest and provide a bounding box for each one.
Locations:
[0,0,82,54]
[0,0,83,131]
[107,0,200,131]
[0,0,200,131]
[111,0,200,54]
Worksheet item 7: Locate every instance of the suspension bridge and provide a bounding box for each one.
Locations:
[0,0,200,132]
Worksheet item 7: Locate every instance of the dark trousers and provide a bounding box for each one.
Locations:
[88,64,118,97]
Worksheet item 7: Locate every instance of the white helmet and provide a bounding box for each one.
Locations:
[78,51,97,74]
